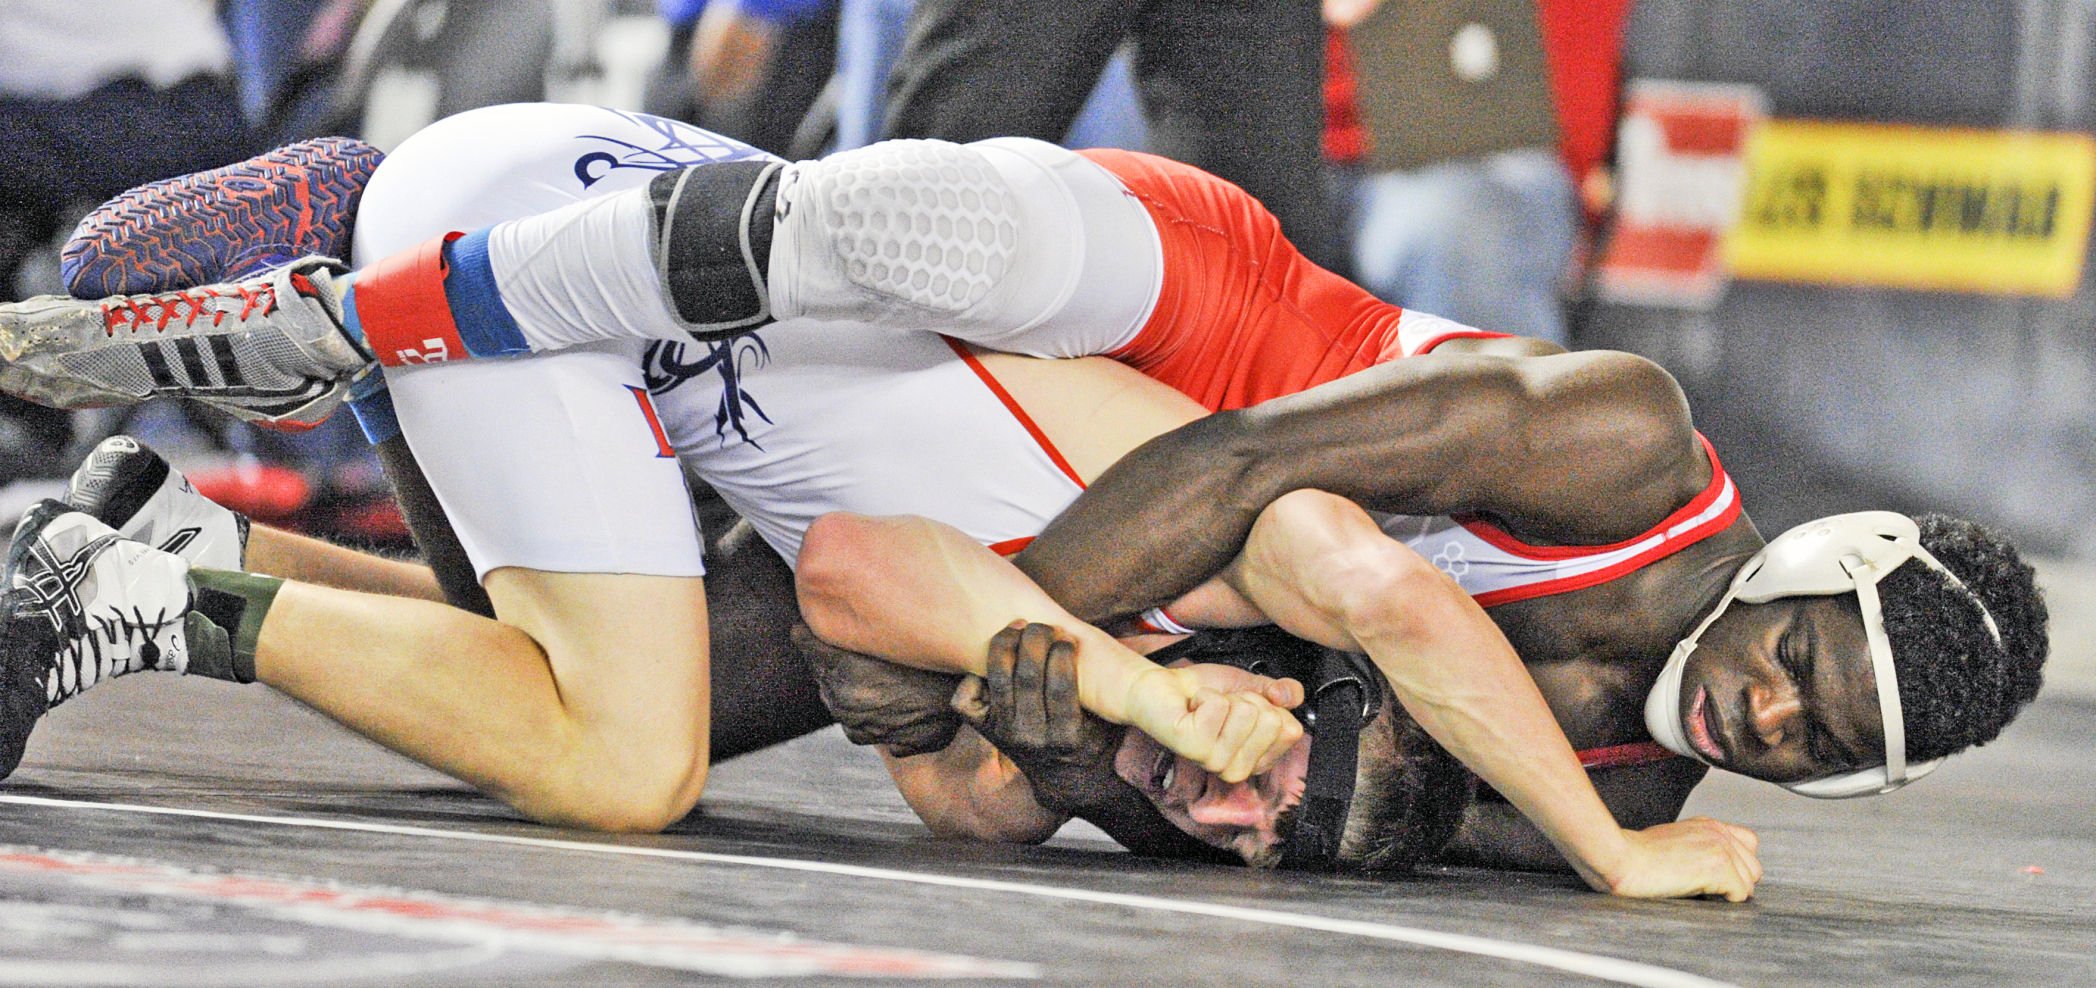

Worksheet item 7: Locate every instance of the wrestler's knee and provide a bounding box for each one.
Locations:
[770,138,1155,352]
[535,736,710,833]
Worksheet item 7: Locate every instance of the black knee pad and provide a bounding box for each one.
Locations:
[648,160,783,341]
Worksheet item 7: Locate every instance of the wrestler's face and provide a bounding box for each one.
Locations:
[1673,595,1886,783]
[1112,727,1312,864]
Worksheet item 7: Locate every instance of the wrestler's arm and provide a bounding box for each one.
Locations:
[1439,760,1708,872]
[1011,349,1706,624]
[805,621,1283,856]
[1197,489,1759,900]
[881,730,1067,844]
[795,512,1303,784]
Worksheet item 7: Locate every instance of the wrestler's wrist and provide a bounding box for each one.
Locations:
[1073,638,1178,726]
[1117,665,1194,734]
[1561,827,1635,894]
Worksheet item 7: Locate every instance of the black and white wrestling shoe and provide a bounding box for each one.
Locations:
[62,436,249,572]
[2,501,197,777]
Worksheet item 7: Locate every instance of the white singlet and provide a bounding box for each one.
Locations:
[355,104,1115,576]
[356,103,1742,608]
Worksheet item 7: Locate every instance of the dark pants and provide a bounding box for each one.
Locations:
[0,76,256,213]
[882,0,1339,269]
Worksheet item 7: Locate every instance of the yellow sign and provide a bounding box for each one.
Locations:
[1727,121,2096,297]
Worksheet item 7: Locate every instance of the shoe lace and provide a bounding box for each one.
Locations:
[50,604,179,706]
[100,282,279,336]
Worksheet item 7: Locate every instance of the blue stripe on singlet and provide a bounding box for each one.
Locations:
[441,228,531,358]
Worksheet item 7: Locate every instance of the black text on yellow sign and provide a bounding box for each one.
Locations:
[1727,121,2096,297]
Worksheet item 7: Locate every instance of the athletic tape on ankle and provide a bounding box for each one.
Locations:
[351,231,530,367]
[189,569,284,684]
[351,234,465,366]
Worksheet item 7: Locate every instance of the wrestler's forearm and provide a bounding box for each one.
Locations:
[1221,491,1636,892]
[880,732,1066,844]
[796,513,1180,725]
[1013,360,1500,622]
[1016,351,1698,624]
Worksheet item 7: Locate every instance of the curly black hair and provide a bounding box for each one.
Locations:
[1881,514,2049,762]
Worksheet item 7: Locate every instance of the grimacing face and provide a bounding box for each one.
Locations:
[1673,593,1890,783]
[1110,703,1408,866]
[1111,726,1309,864]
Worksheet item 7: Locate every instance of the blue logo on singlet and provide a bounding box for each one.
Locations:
[572,109,777,189]
[644,336,773,449]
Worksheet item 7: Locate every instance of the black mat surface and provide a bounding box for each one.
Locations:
[0,674,2089,986]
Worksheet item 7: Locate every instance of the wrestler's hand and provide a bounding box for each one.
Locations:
[1603,817,1763,901]
[793,623,965,757]
[1120,657,1305,784]
[952,622,1123,814]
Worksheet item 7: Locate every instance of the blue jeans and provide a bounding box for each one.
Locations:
[1342,148,1578,346]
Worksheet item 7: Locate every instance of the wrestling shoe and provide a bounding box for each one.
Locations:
[0,257,371,429]
[62,136,384,297]
[64,437,249,572]
[1,501,196,778]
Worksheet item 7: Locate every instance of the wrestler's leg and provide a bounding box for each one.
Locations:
[7,127,1159,420]
[63,421,824,763]
[342,135,1162,358]
[242,524,443,601]
[700,514,833,759]
[245,491,821,761]
[250,566,713,831]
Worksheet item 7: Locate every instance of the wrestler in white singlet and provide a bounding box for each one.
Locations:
[360,103,1737,608]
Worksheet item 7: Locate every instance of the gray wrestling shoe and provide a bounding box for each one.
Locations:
[0,257,371,430]
[64,437,249,572]
[2,501,197,778]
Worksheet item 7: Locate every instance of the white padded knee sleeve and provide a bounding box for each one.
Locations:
[769,138,1160,356]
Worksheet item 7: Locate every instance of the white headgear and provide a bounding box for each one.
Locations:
[1643,512,2001,798]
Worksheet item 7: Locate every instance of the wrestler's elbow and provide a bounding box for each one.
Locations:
[1542,352,1695,457]
[795,512,891,640]
[1191,408,1291,514]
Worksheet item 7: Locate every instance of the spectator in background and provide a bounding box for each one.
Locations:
[656,0,839,157]
[0,0,257,486]
[825,0,1145,155]
[877,0,1338,269]
[1327,0,1547,345]
[1326,0,1633,346]
[222,0,367,144]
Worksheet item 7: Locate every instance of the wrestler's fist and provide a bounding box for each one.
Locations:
[794,623,966,757]
[1602,817,1763,901]
[1121,663,1304,784]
